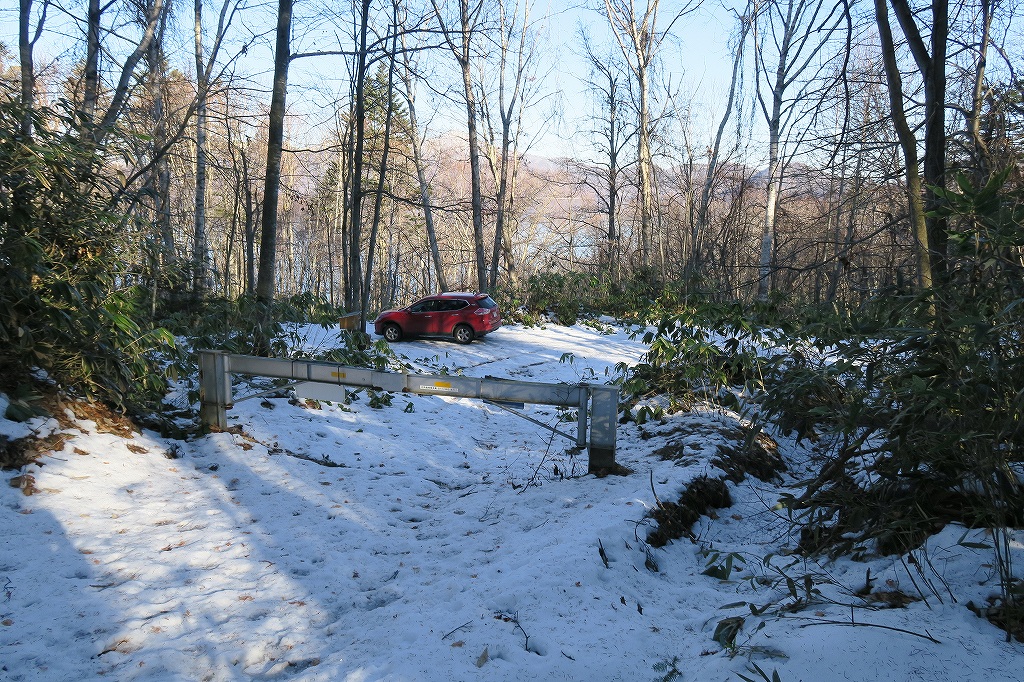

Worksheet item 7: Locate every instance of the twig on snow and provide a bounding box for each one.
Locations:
[441,620,473,640]
[650,470,663,509]
[794,617,941,643]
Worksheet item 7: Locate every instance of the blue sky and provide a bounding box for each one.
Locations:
[0,0,746,162]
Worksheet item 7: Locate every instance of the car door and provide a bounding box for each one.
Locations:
[405,299,438,335]
[438,299,469,333]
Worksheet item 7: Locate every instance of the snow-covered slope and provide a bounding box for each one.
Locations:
[2,323,1021,681]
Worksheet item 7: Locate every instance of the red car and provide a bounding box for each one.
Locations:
[373,292,502,344]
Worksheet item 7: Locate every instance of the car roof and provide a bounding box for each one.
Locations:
[430,292,489,300]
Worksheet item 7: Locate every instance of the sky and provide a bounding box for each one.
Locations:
[0,0,748,162]
[3,319,1024,680]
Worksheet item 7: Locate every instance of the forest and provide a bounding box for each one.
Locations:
[1,0,1023,640]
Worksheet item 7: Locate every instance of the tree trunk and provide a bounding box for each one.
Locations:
[193,0,209,298]
[347,0,372,312]
[874,0,933,292]
[83,0,101,126]
[636,66,655,265]
[243,146,256,295]
[398,40,448,292]
[459,3,488,293]
[18,0,38,138]
[360,17,399,330]
[431,0,488,292]
[144,14,174,309]
[695,15,748,282]
[255,0,293,304]
[967,0,995,179]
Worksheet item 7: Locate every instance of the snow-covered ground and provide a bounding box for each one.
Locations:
[2,322,1022,681]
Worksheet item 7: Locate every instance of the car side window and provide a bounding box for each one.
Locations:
[409,301,435,313]
[443,300,469,312]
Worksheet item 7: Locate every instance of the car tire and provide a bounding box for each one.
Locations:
[383,323,403,342]
[453,324,474,344]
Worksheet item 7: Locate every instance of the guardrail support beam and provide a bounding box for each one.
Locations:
[197,350,619,471]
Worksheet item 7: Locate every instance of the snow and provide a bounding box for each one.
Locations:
[2,322,1022,681]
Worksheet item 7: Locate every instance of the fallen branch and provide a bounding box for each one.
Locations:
[441,620,473,640]
[650,470,663,508]
[794,617,940,643]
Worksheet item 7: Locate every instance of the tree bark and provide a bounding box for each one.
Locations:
[18,0,40,138]
[347,0,372,311]
[193,0,209,298]
[888,0,948,286]
[874,0,933,292]
[460,0,488,293]
[256,0,293,304]
[81,0,165,144]
[431,0,488,292]
[966,0,994,179]
[399,43,448,292]
[361,12,399,330]
[82,0,101,126]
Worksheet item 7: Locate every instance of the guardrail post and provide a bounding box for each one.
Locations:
[587,386,619,472]
[198,350,230,431]
[576,389,589,449]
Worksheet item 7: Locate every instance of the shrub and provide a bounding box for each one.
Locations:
[763,171,1024,638]
[0,102,174,413]
[620,302,769,410]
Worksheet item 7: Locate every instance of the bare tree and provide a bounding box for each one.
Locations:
[193,0,240,297]
[360,1,402,328]
[431,0,490,292]
[398,19,449,292]
[579,27,634,279]
[873,0,945,292]
[602,0,702,272]
[477,0,541,291]
[750,0,848,299]
[692,10,749,282]
[143,4,175,314]
[81,0,168,145]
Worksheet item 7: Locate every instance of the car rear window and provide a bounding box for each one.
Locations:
[477,296,498,309]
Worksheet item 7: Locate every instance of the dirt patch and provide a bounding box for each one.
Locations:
[648,476,731,548]
[644,414,786,547]
[2,389,144,471]
[591,463,634,478]
[60,400,138,438]
[0,436,33,470]
[648,417,785,483]
[712,431,785,483]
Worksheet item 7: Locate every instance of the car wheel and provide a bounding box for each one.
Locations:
[383,323,403,342]
[453,324,474,344]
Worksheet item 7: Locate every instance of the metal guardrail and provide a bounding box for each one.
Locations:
[198,350,619,472]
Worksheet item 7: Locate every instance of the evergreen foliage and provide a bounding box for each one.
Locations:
[0,102,174,413]
[624,170,1024,638]
[159,292,345,358]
